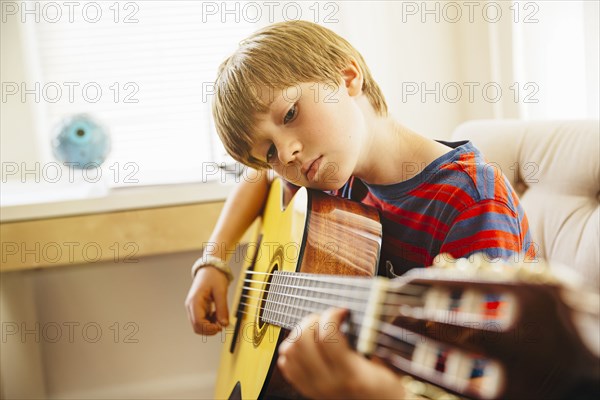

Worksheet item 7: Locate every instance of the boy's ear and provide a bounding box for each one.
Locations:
[341,59,363,97]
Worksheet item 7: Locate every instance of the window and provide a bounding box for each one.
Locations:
[511,0,599,119]
[31,1,260,186]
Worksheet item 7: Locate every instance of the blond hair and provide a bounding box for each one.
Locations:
[212,20,388,169]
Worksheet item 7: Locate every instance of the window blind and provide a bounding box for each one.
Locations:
[33,1,259,186]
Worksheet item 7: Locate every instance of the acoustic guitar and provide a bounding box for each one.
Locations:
[214,178,599,399]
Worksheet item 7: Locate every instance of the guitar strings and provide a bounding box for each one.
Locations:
[221,270,502,393]
[232,300,415,346]
[232,295,408,339]
[231,281,495,344]
[245,270,377,288]
[243,277,372,302]
[243,269,426,299]
[227,312,431,379]
[226,302,500,396]
[221,269,493,358]
[236,287,498,327]
[237,284,426,316]
[244,270,428,297]
[237,292,367,319]
[234,280,426,337]
[228,294,433,360]
[236,293,430,341]
[236,285,509,337]
[237,276,427,317]
[226,280,495,370]
[240,271,507,326]
[235,290,438,326]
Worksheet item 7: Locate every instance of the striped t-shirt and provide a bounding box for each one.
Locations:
[334,140,536,275]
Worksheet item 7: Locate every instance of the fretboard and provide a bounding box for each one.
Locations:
[260,271,373,334]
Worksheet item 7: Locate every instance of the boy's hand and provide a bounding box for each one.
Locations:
[185,266,230,335]
[277,308,407,399]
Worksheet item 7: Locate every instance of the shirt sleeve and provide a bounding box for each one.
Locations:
[439,199,525,260]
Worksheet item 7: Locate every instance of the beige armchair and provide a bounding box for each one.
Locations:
[452,120,600,288]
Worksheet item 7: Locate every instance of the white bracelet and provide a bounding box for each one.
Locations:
[191,254,234,282]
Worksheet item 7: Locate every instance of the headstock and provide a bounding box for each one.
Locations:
[369,254,600,399]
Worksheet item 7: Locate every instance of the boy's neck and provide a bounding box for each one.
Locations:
[353,105,452,186]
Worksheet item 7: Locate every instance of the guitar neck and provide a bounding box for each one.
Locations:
[257,270,373,334]
[252,266,600,400]
[257,269,508,398]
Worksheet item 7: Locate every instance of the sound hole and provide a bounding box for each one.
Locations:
[257,263,278,331]
[253,245,284,347]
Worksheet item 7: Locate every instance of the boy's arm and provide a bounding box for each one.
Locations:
[185,168,271,335]
[205,168,271,260]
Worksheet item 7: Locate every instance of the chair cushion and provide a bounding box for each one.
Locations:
[452,120,599,287]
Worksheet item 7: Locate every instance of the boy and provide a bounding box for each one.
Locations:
[185,21,535,398]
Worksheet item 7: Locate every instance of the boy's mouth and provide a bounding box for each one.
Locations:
[302,156,323,182]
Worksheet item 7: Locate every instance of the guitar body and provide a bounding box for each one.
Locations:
[214,178,382,399]
[214,178,600,399]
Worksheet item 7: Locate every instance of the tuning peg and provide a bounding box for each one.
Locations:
[400,375,460,400]
[469,253,485,270]
[432,253,456,269]
[514,256,555,283]
[455,257,474,273]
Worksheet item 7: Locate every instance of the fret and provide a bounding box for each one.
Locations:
[277,274,284,325]
[297,272,309,325]
[275,273,284,327]
[323,280,336,313]
[283,273,293,328]
[262,273,273,324]
[293,272,305,328]
[274,272,284,327]
[261,282,270,324]
[282,273,291,327]
[265,272,280,326]
[275,272,284,324]
[281,272,296,329]
[266,273,274,323]
[309,277,318,314]
[315,278,324,317]
[293,273,302,326]
[312,276,323,311]
[290,272,302,327]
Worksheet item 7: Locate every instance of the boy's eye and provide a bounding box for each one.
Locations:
[266,144,277,163]
[283,104,297,124]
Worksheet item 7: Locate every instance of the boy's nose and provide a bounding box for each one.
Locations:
[279,149,299,165]
[278,139,302,165]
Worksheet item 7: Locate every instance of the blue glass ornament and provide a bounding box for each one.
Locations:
[52,114,111,168]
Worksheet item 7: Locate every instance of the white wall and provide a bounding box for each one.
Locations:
[1,249,245,399]
[335,1,467,138]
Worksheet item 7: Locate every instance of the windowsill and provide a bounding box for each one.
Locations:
[0,180,235,222]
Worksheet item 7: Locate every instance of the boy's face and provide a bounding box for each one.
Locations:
[249,80,367,191]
